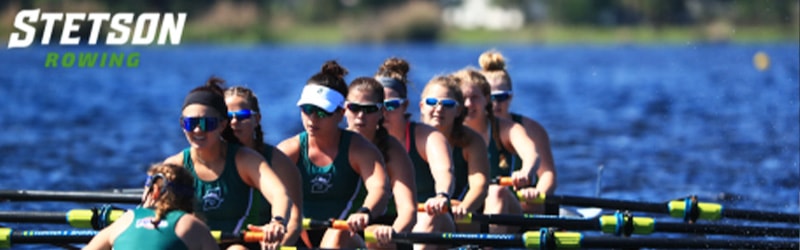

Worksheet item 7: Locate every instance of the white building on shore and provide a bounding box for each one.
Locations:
[442,0,525,30]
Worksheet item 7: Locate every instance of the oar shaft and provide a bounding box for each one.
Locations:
[0,211,66,223]
[389,232,524,248]
[723,208,799,223]
[655,222,800,238]
[0,229,283,248]
[470,213,599,230]
[0,209,125,229]
[0,190,140,203]
[580,236,797,249]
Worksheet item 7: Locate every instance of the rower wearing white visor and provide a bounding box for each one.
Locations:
[277,60,389,249]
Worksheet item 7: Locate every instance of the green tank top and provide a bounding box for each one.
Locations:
[452,147,469,200]
[407,122,436,202]
[297,130,363,220]
[249,143,275,226]
[113,208,188,250]
[487,118,515,179]
[509,113,524,173]
[184,143,259,233]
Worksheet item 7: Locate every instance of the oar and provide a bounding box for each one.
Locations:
[364,228,798,249]
[494,177,798,223]
[0,190,140,204]
[415,204,798,237]
[301,218,350,230]
[0,208,125,229]
[0,228,291,248]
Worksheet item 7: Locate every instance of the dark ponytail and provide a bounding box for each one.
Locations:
[309,60,349,98]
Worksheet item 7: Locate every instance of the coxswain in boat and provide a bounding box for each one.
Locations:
[84,163,219,250]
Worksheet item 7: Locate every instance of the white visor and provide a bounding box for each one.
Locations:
[296,84,345,113]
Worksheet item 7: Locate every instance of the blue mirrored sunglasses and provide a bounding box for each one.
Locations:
[228,109,257,120]
[491,91,513,102]
[383,98,406,111]
[424,97,458,108]
[346,102,382,114]
[181,117,220,132]
[300,104,334,118]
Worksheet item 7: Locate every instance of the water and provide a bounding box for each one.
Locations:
[0,43,798,246]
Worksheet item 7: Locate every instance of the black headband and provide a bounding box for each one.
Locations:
[182,90,228,118]
[377,76,407,99]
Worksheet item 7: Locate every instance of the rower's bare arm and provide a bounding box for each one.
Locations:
[270,147,304,245]
[238,147,292,225]
[523,118,557,194]
[460,131,489,212]
[83,210,133,250]
[503,120,539,180]
[177,215,219,250]
[387,137,417,233]
[350,134,390,217]
[422,128,454,195]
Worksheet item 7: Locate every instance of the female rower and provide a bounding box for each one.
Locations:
[453,68,541,233]
[224,86,304,245]
[163,77,292,250]
[85,163,219,250]
[276,61,389,249]
[479,50,557,214]
[375,58,456,238]
[344,76,417,249]
[418,75,489,234]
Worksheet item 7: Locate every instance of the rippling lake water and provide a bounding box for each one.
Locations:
[0,43,797,246]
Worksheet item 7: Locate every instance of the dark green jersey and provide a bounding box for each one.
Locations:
[297,130,364,219]
[113,208,188,250]
[184,143,260,233]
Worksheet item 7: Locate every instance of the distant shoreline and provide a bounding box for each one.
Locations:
[2,24,797,46]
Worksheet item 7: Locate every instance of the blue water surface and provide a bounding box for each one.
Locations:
[0,43,797,246]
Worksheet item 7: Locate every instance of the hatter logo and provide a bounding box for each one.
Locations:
[202,187,224,211]
[310,173,333,193]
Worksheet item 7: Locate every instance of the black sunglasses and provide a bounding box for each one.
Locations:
[346,102,382,114]
[491,91,513,102]
[300,104,334,118]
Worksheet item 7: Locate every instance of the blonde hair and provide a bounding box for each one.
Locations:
[479,50,512,90]
[452,68,508,169]
[421,75,470,147]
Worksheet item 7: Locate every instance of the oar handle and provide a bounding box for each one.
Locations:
[416,203,475,224]
[515,191,546,204]
[301,218,349,230]
[495,177,514,186]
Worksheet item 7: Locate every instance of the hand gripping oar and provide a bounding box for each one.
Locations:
[0,206,125,230]
[0,190,140,204]
[364,228,798,249]
[0,228,294,249]
[450,210,799,238]
[494,177,799,223]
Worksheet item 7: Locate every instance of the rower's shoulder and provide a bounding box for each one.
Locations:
[163,152,184,166]
[511,113,550,135]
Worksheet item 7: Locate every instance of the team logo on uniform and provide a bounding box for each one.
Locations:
[134,217,168,229]
[202,187,224,211]
[310,173,333,193]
